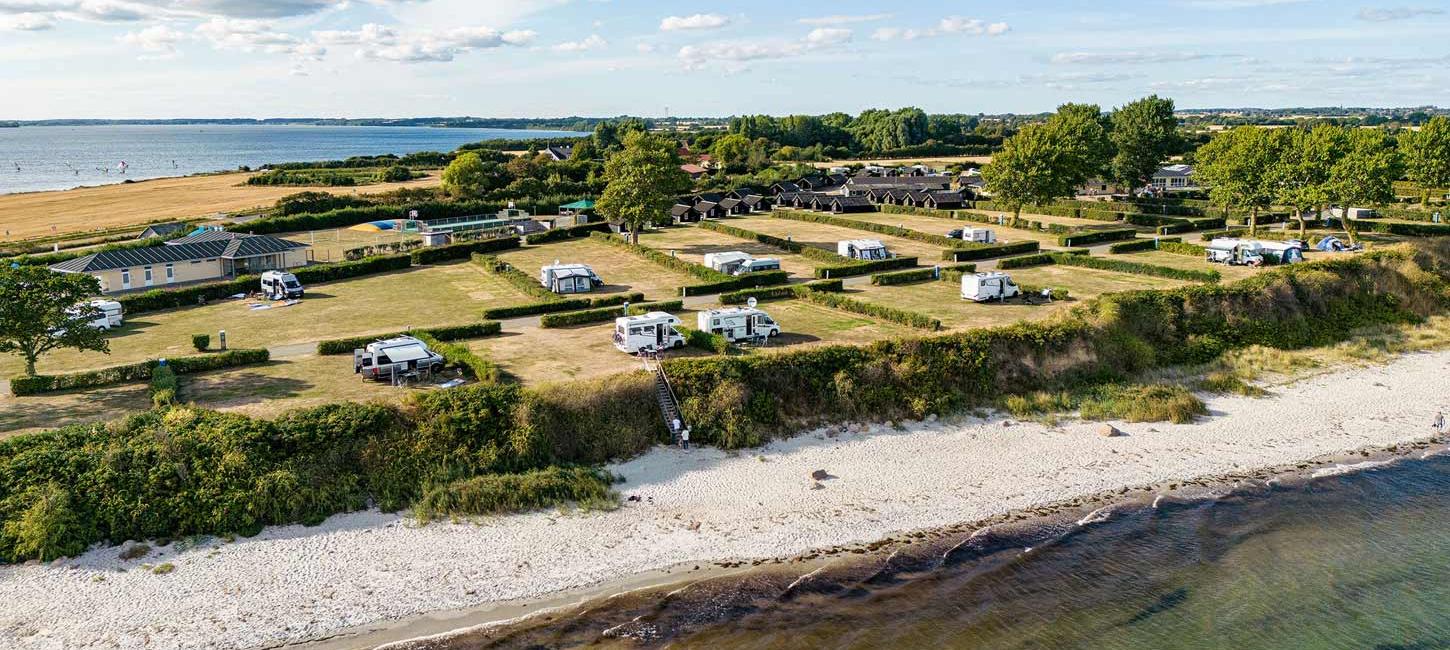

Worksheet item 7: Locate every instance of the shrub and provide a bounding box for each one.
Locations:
[999,252,1220,282]
[870,263,977,286]
[996,253,1057,269]
[1107,239,1161,254]
[538,300,685,328]
[149,365,178,408]
[10,349,270,395]
[1160,241,1208,257]
[941,240,1040,262]
[414,467,617,519]
[816,256,920,278]
[316,322,503,355]
[793,288,941,330]
[719,279,843,304]
[472,253,561,302]
[1078,384,1207,424]
[1363,221,1450,237]
[411,332,500,383]
[1057,228,1137,247]
[191,334,210,352]
[680,326,733,354]
[480,292,643,320]
[410,237,520,264]
[523,222,612,245]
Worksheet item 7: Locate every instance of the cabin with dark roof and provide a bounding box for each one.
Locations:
[544,144,574,161]
[826,196,874,214]
[777,192,823,209]
[795,175,829,191]
[692,192,725,205]
[727,186,763,200]
[695,201,726,220]
[770,182,802,196]
[717,197,749,215]
[924,191,965,210]
[740,194,772,211]
[671,203,701,223]
[50,232,309,294]
[137,222,189,240]
[844,176,952,194]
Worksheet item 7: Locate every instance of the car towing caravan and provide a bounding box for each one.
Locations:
[353,335,446,382]
[540,261,602,294]
[613,311,686,354]
[961,271,1022,302]
[838,239,890,260]
[697,305,780,343]
[260,270,304,300]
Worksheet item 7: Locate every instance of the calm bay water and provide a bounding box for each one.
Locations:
[0,125,585,195]
[448,452,1450,650]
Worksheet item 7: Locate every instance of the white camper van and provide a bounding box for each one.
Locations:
[1205,238,1265,266]
[613,312,686,354]
[838,239,890,260]
[697,307,779,343]
[961,272,1021,302]
[704,252,782,276]
[961,227,996,244]
[540,262,602,294]
[260,271,304,300]
[353,335,446,382]
[66,299,124,331]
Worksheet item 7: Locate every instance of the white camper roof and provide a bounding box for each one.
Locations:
[843,239,886,249]
[616,311,680,327]
[705,251,752,263]
[1207,238,1243,250]
[702,306,766,318]
[543,262,596,277]
[968,271,1011,282]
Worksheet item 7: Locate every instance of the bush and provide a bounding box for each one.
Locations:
[410,237,520,264]
[376,165,414,183]
[480,292,643,320]
[10,349,270,395]
[719,279,842,304]
[680,326,733,354]
[149,365,178,408]
[870,263,976,286]
[1057,229,1137,247]
[999,252,1220,282]
[523,222,612,245]
[316,322,503,355]
[1161,241,1208,257]
[538,300,685,328]
[411,332,500,383]
[1364,221,1450,237]
[945,241,1039,262]
[191,334,210,352]
[1107,239,1161,254]
[996,253,1057,269]
[816,256,920,278]
[414,467,617,519]
[794,288,941,330]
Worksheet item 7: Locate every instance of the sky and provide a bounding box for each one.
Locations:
[1,0,1448,119]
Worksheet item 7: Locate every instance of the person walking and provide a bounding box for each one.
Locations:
[671,417,682,445]
[681,428,690,450]
[1435,411,1445,435]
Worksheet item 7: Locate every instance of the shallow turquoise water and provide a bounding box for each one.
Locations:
[457,452,1450,649]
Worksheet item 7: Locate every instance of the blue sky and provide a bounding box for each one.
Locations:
[1,0,1447,119]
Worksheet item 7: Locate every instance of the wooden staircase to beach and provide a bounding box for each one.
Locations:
[646,351,684,440]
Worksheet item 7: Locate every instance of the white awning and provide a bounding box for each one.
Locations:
[384,345,430,362]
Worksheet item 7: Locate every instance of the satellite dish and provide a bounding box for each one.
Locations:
[747,297,758,308]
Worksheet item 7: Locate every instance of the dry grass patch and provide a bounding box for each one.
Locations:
[471,315,707,385]
[730,214,941,263]
[0,261,530,377]
[0,171,440,240]
[0,382,151,438]
[753,299,917,349]
[182,353,424,419]
[637,226,825,279]
[494,238,698,300]
[280,226,421,264]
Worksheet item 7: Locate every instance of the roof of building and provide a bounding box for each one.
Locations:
[559,199,595,210]
[671,203,698,217]
[680,164,708,175]
[696,201,721,212]
[718,197,743,210]
[928,191,965,203]
[846,176,951,188]
[139,222,188,238]
[772,181,802,193]
[831,196,873,207]
[693,192,725,203]
[51,233,308,273]
[730,186,763,198]
[1154,164,1194,178]
[545,144,574,160]
[741,194,769,205]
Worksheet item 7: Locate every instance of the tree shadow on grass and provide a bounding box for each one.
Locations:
[0,385,150,435]
[182,367,313,408]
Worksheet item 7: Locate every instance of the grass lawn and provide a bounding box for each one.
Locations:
[0,383,152,439]
[850,211,1066,251]
[731,214,942,264]
[752,299,916,349]
[281,226,420,264]
[0,171,440,240]
[637,225,824,279]
[495,238,699,301]
[181,353,435,419]
[850,265,1190,331]
[0,261,533,377]
[471,315,709,385]
[1117,249,1265,282]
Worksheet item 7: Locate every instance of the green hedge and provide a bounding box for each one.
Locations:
[539,300,685,328]
[719,279,844,304]
[943,241,1039,261]
[480,292,643,320]
[998,251,1219,282]
[997,253,1058,269]
[680,326,733,354]
[1057,229,1137,247]
[411,332,500,384]
[316,322,503,355]
[523,222,612,245]
[1364,221,1450,237]
[191,334,211,352]
[1107,239,1161,254]
[10,349,270,396]
[697,220,851,264]
[870,263,977,286]
[410,237,520,264]
[1160,241,1208,257]
[149,365,178,408]
[794,288,941,330]
[471,253,562,302]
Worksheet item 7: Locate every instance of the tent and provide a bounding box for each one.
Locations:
[1315,236,1344,252]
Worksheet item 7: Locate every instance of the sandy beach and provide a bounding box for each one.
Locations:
[1,349,1447,650]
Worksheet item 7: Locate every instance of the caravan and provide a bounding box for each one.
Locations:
[958,227,996,244]
[67,299,124,331]
[613,312,686,354]
[260,271,304,300]
[1205,238,1265,266]
[352,336,446,382]
[704,251,781,276]
[697,307,780,343]
[961,272,1022,302]
[540,262,602,294]
[838,239,891,260]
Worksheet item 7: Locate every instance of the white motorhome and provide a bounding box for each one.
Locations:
[1205,238,1265,266]
[697,307,779,343]
[260,270,304,299]
[961,272,1021,302]
[540,262,602,294]
[704,251,781,276]
[961,227,996,244]
[66,299,124,331]
[838,239,890,260]
[613,312,686,354]
[353,335,446,382]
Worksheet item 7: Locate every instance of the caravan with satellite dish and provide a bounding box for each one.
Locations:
[613,312,686,354]
[697,304,779,343]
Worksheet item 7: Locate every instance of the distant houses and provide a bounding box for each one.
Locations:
[1149,164,1197,192]
[543,144,574,161]
[663,163,978,223]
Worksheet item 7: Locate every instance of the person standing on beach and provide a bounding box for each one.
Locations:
[681,428,690,450]
[1435,411,1445,435]
[672,417,682,445]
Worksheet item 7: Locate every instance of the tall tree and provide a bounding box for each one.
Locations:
[981,123,1075,219]
[440,152,491,198]
[710,133,753,173]
[1109,95,1179,194]
[1401,115,1450,206]
[1194,126,1282,236]
[597,131,691,244]
[1329,128,1401,244]
[0,266,111,376]
[1268,125,1342,238]
[1048,103,1112,187]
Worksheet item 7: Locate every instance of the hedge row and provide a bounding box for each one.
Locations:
[471,253,561,302]
[794,288,942,330]
[1160,241,1208,257]
[539,299,685,328]
[1364,221,1450,237]
[588,231,790,296]
[1156,217,1227,235]
[1107,239,1162,254]
[409,237,520,264]
[1057,229,1138,247]
[943,241,1040,262]
[411,332,500,384]
[10,349,270,396]
[480,292,643,320]
[997,253,1058,269]
[999,251,1219,282]
[316,322,503,355]
[718,279,844,304]
[116,254,413,315]
[523,222,612,245]
[680,327,732,354]
[870,263,978,286]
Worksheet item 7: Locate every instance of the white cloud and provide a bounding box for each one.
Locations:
[678,27,851,71]
[0,11,53,29]
[871,16,1008,41]
[803,26,850,46]
[552,33,604,52]
[311,22,395,45]
[1051,51,1222,64]
[797,13,891,26]
[1357,6,1445,21]
[659,13,728,31]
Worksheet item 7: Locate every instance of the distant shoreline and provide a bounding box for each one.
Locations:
[2,120,601,130]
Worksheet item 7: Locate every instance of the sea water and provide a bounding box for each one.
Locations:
[0,124,586,195]
[461,451,1450,649]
